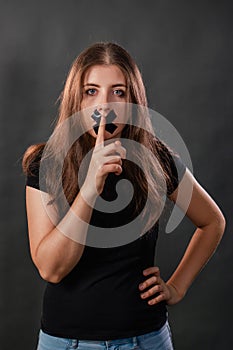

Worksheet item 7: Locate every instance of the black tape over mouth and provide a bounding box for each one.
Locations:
[91,109,118,134]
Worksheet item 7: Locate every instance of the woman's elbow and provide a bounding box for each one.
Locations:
[39,269,63,284]
[33,259,65,284]
[218,212,226,236]
[212,211,226,239]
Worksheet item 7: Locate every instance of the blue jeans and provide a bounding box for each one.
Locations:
[36,322,174,349]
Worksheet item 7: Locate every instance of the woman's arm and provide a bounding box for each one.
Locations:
[26,185,96,284]
[139,169,226,305]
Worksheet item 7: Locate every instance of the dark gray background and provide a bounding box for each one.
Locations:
[0,0,232,349]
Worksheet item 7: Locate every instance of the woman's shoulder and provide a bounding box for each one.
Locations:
[22,143,45,175]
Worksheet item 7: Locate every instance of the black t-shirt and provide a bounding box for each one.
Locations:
[26,143,186,340]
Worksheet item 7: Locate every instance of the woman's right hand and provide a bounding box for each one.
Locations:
[82,116,127,201]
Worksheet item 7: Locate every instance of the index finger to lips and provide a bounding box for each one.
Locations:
[95,115,105,147]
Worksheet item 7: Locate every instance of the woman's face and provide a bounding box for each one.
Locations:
[80,64,129,140]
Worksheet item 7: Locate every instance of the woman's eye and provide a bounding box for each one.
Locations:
[113,89,125,97]
[85,89,97,95]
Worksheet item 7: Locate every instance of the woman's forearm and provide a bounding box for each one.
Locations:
[34,187,97,283]
[166,217,225,304]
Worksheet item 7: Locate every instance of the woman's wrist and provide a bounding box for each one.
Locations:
[165,281,186,305]
[79,183,98,207]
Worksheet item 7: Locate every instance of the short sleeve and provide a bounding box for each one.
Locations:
[26,164,39,190]
[25,152,47,192]
[155,139,186,196]
[167,153,186,195]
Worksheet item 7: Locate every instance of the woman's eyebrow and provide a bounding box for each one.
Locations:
[83,83,100,87]
[112,84,127,88]
[83,83,127,88]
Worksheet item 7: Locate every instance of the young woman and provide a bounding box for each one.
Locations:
[22,42,225,350]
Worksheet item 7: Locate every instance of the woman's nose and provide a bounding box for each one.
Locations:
[96,98,111,116]
[97,104,110,112]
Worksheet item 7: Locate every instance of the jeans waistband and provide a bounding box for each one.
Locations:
[77,336,138,347]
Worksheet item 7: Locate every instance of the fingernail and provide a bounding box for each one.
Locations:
[139,284,143,290]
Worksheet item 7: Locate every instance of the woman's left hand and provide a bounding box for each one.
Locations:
[139,266,184,306]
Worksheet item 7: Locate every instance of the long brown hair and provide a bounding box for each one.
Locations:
[22,42,173,228]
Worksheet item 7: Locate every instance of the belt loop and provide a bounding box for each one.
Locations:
[71,339,78,348]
